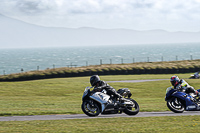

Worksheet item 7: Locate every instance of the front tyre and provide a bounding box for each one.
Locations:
[167,97,184,113]
[81,100,101,117]
[123,98,139,115]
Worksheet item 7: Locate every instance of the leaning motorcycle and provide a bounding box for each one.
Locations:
[81,87,139,117]
[189,74,200,79]
[189,72,200,79]
[165,87,200,113]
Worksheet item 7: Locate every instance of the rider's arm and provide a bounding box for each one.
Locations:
[96,81,108,90]
[93,87,102,92]
[176,85,182,91]
[181,79,196,93]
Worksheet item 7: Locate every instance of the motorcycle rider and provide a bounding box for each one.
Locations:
[170,75,200,97]
[194,71,200,79]
[90,75,124,100]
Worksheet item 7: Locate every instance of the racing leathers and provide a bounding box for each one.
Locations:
[174,79,199,96]
[93,80,122,99]
[194,72,200,79]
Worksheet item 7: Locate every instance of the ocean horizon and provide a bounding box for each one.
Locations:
[1,43,200,75]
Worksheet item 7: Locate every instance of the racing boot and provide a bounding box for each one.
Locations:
[118,95,126,103]
[114,93,126,105]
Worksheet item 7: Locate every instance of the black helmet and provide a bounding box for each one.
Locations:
[90,75,100,86]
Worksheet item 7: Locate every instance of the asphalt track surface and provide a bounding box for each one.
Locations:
[1,111,200,121]
[107,79,169,83]
[1,79,199,121]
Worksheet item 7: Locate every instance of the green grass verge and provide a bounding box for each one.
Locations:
[0,116,200,133]
[0,73,198,116]
[1,74,200,132]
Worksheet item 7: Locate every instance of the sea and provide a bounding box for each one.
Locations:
[1,43,200,75]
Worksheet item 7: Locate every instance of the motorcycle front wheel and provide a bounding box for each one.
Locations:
[81,100,101,117]
[123,98,139,115]
[167,97,184,113]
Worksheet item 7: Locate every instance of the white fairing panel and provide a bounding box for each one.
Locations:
[90,92,110,104]
[90,92,110,112]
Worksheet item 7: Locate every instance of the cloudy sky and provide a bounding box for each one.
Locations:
[0,0,200,32]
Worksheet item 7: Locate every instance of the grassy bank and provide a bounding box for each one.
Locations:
[0,74,199,116]
[0,116,200,133]
[1,74,200,132]
[1,59,200,81]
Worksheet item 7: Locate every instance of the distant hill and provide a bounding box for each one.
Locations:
[0,14,200,48]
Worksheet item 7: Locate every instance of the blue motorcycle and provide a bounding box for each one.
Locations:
[165,87,200,113]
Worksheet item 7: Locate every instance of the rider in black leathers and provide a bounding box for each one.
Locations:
[90,75,123,99]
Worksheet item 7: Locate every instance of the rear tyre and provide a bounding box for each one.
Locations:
[167,97,184,113]
[123,98,139,115]
[81,100,101,117]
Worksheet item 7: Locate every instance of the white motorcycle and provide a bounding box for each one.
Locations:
[189,73,200,79]
[81,87,139,117]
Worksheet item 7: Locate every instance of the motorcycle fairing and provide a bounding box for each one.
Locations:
[169,90,197,110]
[82,87,92,101]
[90,92,111,112]
[165,89,176,101]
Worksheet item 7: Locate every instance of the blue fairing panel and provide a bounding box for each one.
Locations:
[171,92,195,106]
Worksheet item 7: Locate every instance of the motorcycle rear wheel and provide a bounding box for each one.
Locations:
[123,98,139,115]
[81,100,101,117]
[167,97,184,113]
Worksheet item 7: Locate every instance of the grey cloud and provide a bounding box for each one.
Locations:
[17,1,47,14]
[0,0,198,16]
[0,0,200,32]
[130,1,154,8]
[66,1,154,15]
[0,0,56,15]
[16,0,55,15]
